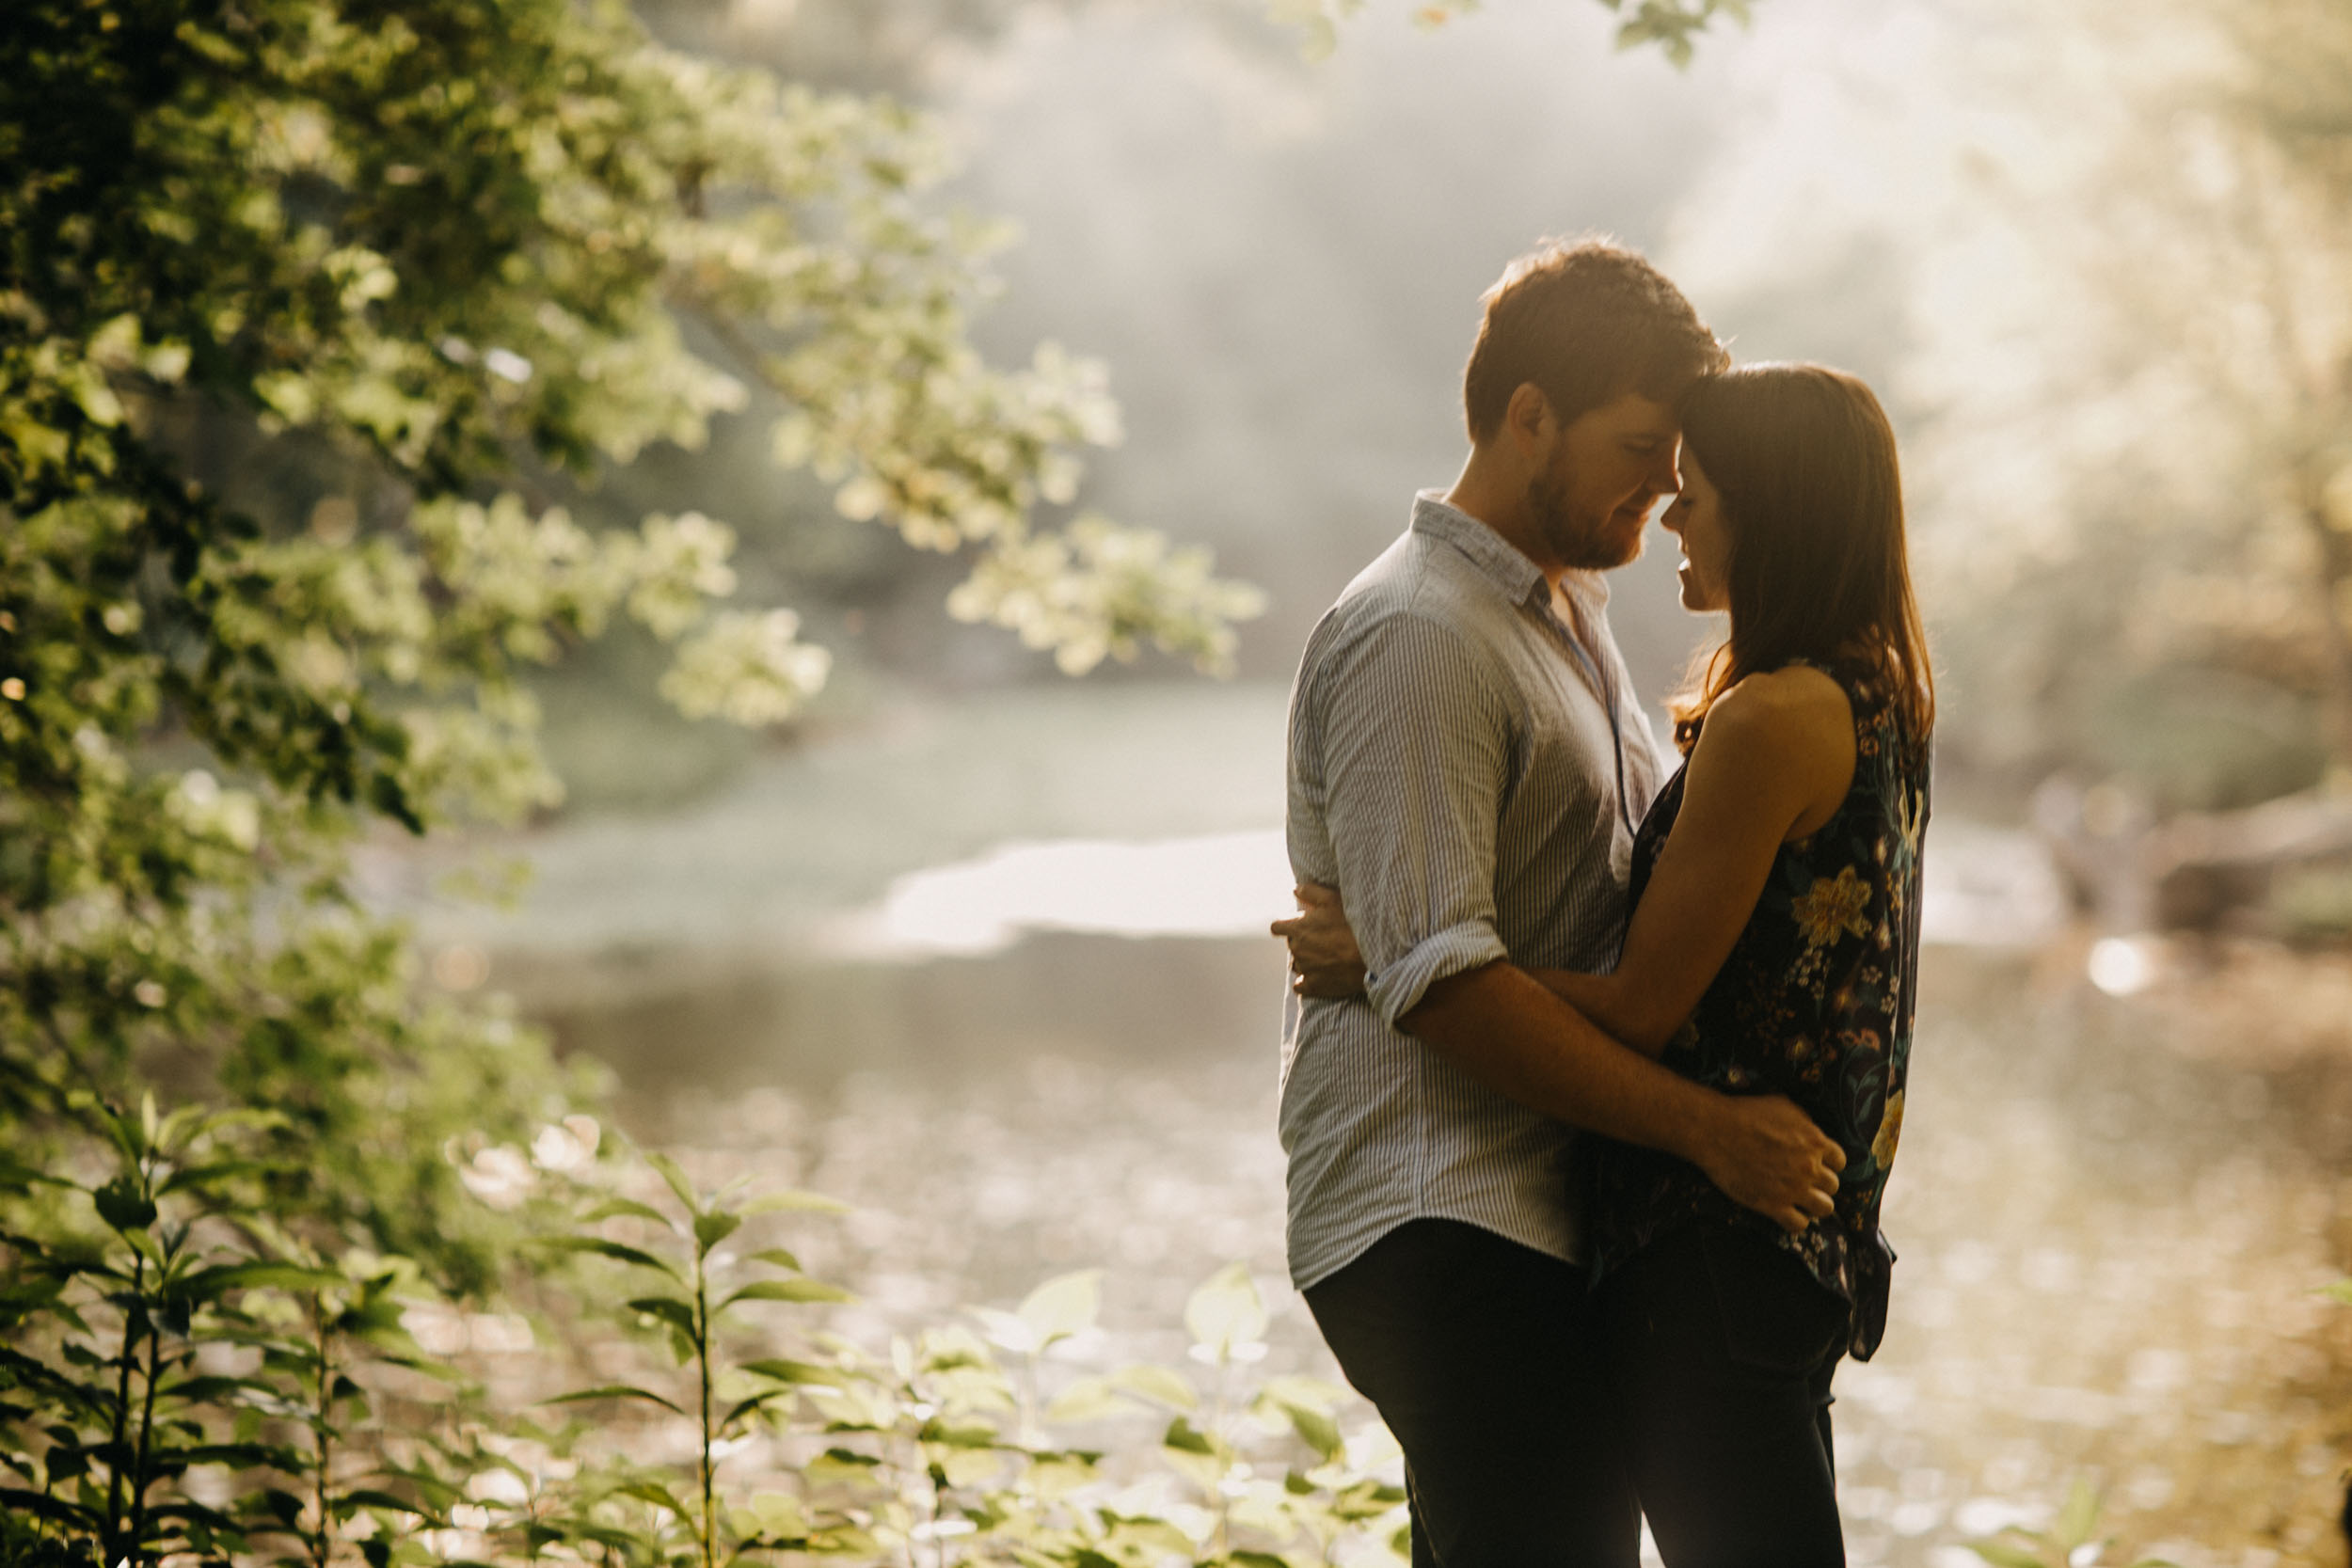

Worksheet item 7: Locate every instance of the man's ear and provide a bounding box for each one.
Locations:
[1503,382,1555,455]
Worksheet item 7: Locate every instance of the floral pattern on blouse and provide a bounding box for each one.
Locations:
[1589,657,1931,1360]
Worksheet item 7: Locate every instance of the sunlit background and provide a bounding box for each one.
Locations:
[354,0,2352,1561]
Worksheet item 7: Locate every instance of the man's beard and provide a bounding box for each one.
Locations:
[1527,465,1645,571]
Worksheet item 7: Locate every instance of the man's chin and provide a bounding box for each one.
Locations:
[1559,520,1646,572]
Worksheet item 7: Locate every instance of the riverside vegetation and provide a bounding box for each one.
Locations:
[5,0,2308,1562]
[0,1091,1406,1565]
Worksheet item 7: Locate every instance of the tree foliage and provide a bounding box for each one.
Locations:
[0,0,1267,1189]
[1659,0,2352,806]
[1269,0,1750,65]
[1937,0,2352,800]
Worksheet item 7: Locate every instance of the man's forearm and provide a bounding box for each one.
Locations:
[1401,960,1723,1156]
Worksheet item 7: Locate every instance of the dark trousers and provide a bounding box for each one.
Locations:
[1596,1224,1851,1568]
[1304,1219,1639,1568]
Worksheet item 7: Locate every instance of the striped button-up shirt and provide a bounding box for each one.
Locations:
[1279,491,1667,1291]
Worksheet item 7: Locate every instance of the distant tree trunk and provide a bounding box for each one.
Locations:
[2296,451,2352,774]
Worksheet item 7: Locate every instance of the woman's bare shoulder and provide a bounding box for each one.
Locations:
[1708,663,1853,738]
[1686,667,1858,822]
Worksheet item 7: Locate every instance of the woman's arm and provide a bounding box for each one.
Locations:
[1275,666,1857,1043]
[1549,666,1856,1053]
[1529,967,1663,1055]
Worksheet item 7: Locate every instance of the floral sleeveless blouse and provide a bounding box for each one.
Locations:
[1590,657,1930,1360]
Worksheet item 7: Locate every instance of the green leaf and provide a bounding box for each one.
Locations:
[158,1160,275,1196]
[916,1418,999,1449]
[1257,1373,1348,1410]
[745,1247,802,1272]
[1099,1513,1198,1557]
[739,1357,846,1387]
[721,1388,797,1430]
[581,1196,675,1230]
[739,1189,850,1216]
[1043,1377,1126,1424]
[1108,1362,1198,1412]
[1017,1269,1102,1351]
[617,1480,693,1516]
[692,1210,741,1256]
[1278,1401,1343,1463]
[2053,1477,2101,1551]
[1163,1417,1217,1456]
[176,1261,342,1298]
[719,1278,853,1311]
[1964,1543,2054,1568]
[0,1486,87,1524]
[1184,1261,1267,1358]
[739,1489,810,1539]
[2321,1278,2352,1306]
[154,1373,274,1407]
[803,1448,882,1487]
[93,1178,156,1233]
[0,1159,72,1195]
[541,1236,684,1282]
[628,1296,701,1338]
[545,1385,686,1416]
[644,1151,700,1215]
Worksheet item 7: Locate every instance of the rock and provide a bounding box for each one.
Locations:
[2030,778,2352,934]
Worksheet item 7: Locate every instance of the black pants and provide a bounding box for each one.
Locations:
[1596,1224,1851,1568]
[1304,1219,1639,1568]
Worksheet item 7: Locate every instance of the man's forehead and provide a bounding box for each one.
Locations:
[1581,389,1682,437]
[1590,389,1684,435]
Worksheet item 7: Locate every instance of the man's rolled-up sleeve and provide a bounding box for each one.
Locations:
[1311,611,1514,1029]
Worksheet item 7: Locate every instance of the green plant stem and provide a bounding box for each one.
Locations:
[1210,1355,1232,1558]
[103,1247,147,1564]
[311,1291,334,1568]
[923,1447,944,1568]
[696,1254,715,1568]
[126,1303,166,1568]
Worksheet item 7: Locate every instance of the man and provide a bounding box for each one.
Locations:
[1275,239,1845,1565]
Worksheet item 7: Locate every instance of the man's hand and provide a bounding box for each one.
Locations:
[1271,883,1369,998]
[1685,1094,1846,1234]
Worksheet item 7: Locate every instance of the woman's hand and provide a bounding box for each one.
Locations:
[1271,883,1368,998]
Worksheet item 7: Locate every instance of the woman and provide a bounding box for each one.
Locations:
[1280,362,1932,1565]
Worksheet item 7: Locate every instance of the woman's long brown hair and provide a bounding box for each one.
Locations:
[1667,363,1934,754]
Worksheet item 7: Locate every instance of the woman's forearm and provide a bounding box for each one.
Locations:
[1527,968,1676,1058]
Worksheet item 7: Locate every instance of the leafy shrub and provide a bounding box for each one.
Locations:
[1,1108,1406,1568]
[1965,1477,2180,1568]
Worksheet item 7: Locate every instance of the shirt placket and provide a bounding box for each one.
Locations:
[1538,587,1640,839]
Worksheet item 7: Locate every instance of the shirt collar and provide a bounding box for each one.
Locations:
[1410,491,1546,608]
[1409,490,1615,616]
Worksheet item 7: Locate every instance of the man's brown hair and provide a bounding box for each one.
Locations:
[1461,237,1727,443]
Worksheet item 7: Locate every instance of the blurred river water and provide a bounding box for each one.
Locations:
[367,681,2352,1568]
